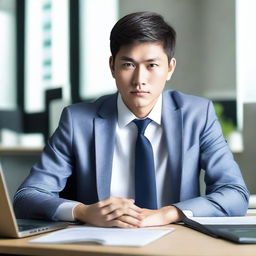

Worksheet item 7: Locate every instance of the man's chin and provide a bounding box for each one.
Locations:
[130,99,149,108]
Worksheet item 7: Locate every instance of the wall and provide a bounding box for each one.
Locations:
[234,104,256,193]
[236,0,256,130]
[200,0,236,99]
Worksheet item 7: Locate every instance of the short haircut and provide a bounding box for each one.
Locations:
[110,11,176,61]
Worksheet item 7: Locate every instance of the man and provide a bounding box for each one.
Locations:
[14,12,249,228]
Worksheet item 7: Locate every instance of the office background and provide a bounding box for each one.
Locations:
[0,0,255,200]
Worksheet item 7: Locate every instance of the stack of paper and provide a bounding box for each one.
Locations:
[248,195,256,214]
[30,226,174,247]
[188,216,256,225]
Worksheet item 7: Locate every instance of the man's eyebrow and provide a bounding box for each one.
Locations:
[145,57,161,62]
[119,56,134,62]
[119,56,161,62]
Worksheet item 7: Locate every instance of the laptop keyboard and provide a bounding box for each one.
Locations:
[18,224,45,231]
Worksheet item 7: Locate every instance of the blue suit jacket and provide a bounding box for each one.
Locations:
[14,90,249,220]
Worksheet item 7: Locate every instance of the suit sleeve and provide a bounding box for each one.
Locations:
[174,101,249,217]
[13,107,75,220]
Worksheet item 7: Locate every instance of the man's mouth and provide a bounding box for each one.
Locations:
[130,90,149,95]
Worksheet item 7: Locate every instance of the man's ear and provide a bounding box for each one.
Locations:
[109,56,115,78]
[167,58,176,81]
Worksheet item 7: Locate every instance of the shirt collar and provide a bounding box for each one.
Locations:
[117,93,162,128]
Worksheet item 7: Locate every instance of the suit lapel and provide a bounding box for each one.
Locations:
[162,91,183,203]
[94,94,117,200]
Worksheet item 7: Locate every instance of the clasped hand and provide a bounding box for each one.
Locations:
[73,197,182,228]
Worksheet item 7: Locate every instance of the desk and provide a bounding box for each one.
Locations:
[0,146,42,156]
[0,224,256,256]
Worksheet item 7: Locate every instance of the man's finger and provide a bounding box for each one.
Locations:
[109,219,138,228]
[118,215,141,227]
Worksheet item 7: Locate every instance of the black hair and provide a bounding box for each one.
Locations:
[110,11,176,61]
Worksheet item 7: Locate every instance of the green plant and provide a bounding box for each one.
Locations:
[213,103,235,138]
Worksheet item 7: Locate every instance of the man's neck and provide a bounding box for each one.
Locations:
[117,94,162,127]
[127,99,160,119]
[131,107,154,119]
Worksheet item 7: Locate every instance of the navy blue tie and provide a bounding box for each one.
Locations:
[133,118,157,209]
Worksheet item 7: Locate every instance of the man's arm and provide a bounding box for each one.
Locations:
[13,107,76,220]
[173,101,249,217]
[13,106,142,227]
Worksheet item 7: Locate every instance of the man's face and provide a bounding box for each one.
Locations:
[109,42,176,118]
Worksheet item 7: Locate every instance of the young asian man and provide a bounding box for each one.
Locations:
[14,12,249,228]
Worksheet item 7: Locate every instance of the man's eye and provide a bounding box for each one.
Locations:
[122,63,134,68]
[148,63,158,68]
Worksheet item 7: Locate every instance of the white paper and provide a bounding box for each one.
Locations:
[247,209,256,215]
[249,194,256,208]
[188,216,256,225]
[30,226,174,247]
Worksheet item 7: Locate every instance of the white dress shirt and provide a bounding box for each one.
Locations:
[54,94,172,221]
[111,94,171,207]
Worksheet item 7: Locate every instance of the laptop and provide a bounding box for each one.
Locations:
[183,216,256,244]
[0,165,69,238]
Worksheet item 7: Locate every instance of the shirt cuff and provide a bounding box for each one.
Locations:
[53,201,81,221]
[182,210,194,218]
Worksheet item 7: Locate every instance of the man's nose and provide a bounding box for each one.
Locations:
[132,66,147,87]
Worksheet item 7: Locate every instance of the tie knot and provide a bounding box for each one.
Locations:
[133,118,152,135]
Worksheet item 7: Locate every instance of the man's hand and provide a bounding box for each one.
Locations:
[139,206,183,227]
[73,197,142,228]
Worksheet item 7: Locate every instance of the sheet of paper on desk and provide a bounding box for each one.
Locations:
[188,216,256,225]
[30,226,174,247]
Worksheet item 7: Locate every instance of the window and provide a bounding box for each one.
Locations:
[0,1,16,109]
[79,0,118,99]
[25,0,70,113]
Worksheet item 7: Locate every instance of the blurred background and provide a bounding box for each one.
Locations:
[0,0,255,200]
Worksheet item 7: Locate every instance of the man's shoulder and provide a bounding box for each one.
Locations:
[65,93,118,116]
[163,90,210,109]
